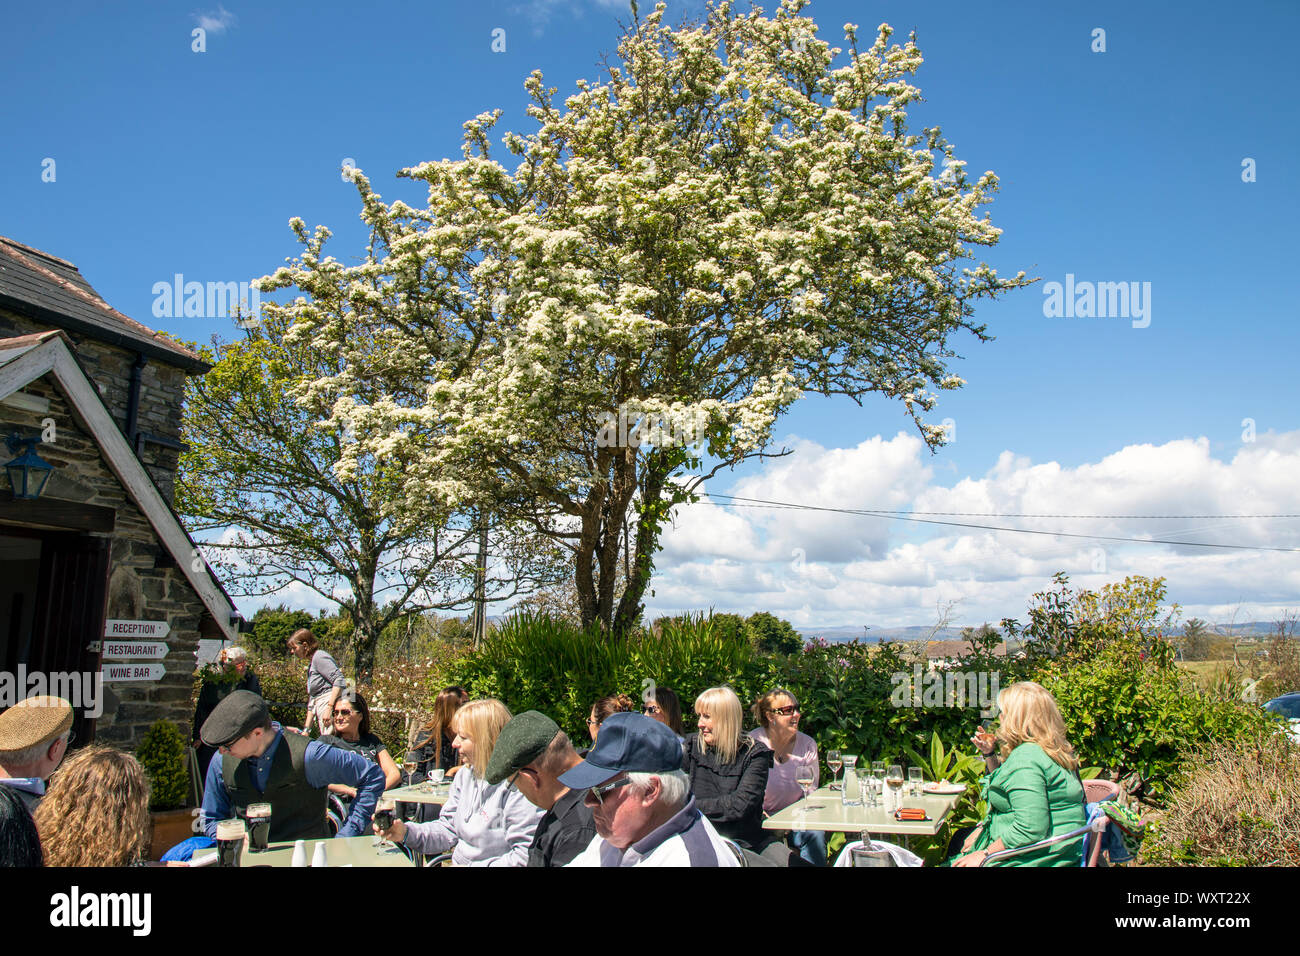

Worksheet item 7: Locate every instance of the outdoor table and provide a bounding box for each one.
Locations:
[238,836,415,868]
[386,780,453,806]
[763,785,964,846]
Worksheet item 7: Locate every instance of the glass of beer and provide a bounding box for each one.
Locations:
[373,796,396,849]
[215,818,246,868]
[246,803,272,853]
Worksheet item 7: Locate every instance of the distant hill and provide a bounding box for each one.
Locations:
[798,621,1288,644]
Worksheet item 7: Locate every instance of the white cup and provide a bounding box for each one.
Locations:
[428,769,446,785]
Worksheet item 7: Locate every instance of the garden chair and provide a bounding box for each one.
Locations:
[978,815,1108,866]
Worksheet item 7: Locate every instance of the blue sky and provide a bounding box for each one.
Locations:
[4,0,1299,629]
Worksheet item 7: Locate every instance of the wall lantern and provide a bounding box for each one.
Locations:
[4,435,54,500]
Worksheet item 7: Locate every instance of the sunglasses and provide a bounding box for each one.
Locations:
[333,708,356,717]
[643,705,661,715]
[587,776,634,806]
[771,705,799,717]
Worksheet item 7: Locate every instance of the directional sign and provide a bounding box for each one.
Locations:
[104,620,170,639]
[98,641,169,661]
[101,663,167,682]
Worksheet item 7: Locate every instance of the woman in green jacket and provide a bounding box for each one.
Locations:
[952,681,1087,867]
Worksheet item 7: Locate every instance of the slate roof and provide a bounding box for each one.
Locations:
[0,235,208,373]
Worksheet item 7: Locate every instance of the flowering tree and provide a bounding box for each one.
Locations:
[257,0,1028,636]
[176,315,567,681]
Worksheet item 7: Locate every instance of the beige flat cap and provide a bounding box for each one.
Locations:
[0,696,74,754]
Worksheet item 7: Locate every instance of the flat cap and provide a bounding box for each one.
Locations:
[200,690,269,747]
[485,711,561,785]
[0,696,74,755]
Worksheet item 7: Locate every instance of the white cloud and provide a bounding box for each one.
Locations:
[646,431,1300,629]
[194,6,236,34]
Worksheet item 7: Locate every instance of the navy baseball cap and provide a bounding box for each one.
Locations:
[558,712,684,790]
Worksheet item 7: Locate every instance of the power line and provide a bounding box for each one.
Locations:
[696,493,1300,553]
[703,494,1300,519]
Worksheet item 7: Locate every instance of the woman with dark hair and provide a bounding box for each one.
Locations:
[408,686,468,781]
[643,685,684,737]
[586,693,636,746]
[0,786,42,867]
[320,692,402,804]
[288,628,347,738]
[35,746,151,867]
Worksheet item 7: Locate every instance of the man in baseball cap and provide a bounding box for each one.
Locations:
[0,695,74,812]
[485,710,597,867]
[199,690,384,842]
[559,712,738,867]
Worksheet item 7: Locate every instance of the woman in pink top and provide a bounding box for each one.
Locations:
[750,688,827,865]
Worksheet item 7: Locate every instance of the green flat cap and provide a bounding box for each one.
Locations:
[200,690,269,747]
[485,711,561,785]
[0,696,73,754]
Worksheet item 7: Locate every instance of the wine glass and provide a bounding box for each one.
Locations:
[794,757,819,818]
[402,756,418,788]
[827,749,843,791]
[885,764,904,811]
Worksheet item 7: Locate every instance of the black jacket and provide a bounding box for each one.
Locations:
[681,733,774,849]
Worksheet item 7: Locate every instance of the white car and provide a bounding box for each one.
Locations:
[1263,693,1300,744]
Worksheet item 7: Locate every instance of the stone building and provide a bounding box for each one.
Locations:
[0,235,238,749]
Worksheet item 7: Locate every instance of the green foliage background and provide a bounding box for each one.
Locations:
[137,720,189,811]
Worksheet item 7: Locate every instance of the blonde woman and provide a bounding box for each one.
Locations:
[682,686,773,850]
[35,746,151,866]
[374,699,543,866]
[952,681,1088,867]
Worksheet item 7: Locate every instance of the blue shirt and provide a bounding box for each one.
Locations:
[201,723,384,839]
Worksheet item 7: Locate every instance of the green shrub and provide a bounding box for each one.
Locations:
[456,612,1011,773]
[1009,574,1276,803]
[453,612,774,747]
[137,720,189,811]
[245,605,315,656]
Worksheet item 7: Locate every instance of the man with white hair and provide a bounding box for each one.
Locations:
[561,712,738,867]
[0,695,74,812]
[192,645,262,782]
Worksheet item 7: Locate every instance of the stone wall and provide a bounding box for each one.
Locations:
[0,308,189,505]
[2,370,206,749]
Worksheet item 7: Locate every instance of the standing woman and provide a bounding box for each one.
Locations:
[374,699,543,866]
[751,688,827,865]
[682,686,774,850]
[288,628,347,738]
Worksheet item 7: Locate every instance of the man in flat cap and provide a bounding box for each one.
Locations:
[200,690,384,842]
[0,695,74,812]
[485,710,597,867]
[561,712,738,867]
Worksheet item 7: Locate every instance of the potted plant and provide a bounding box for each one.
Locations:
[137,719,195,860]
